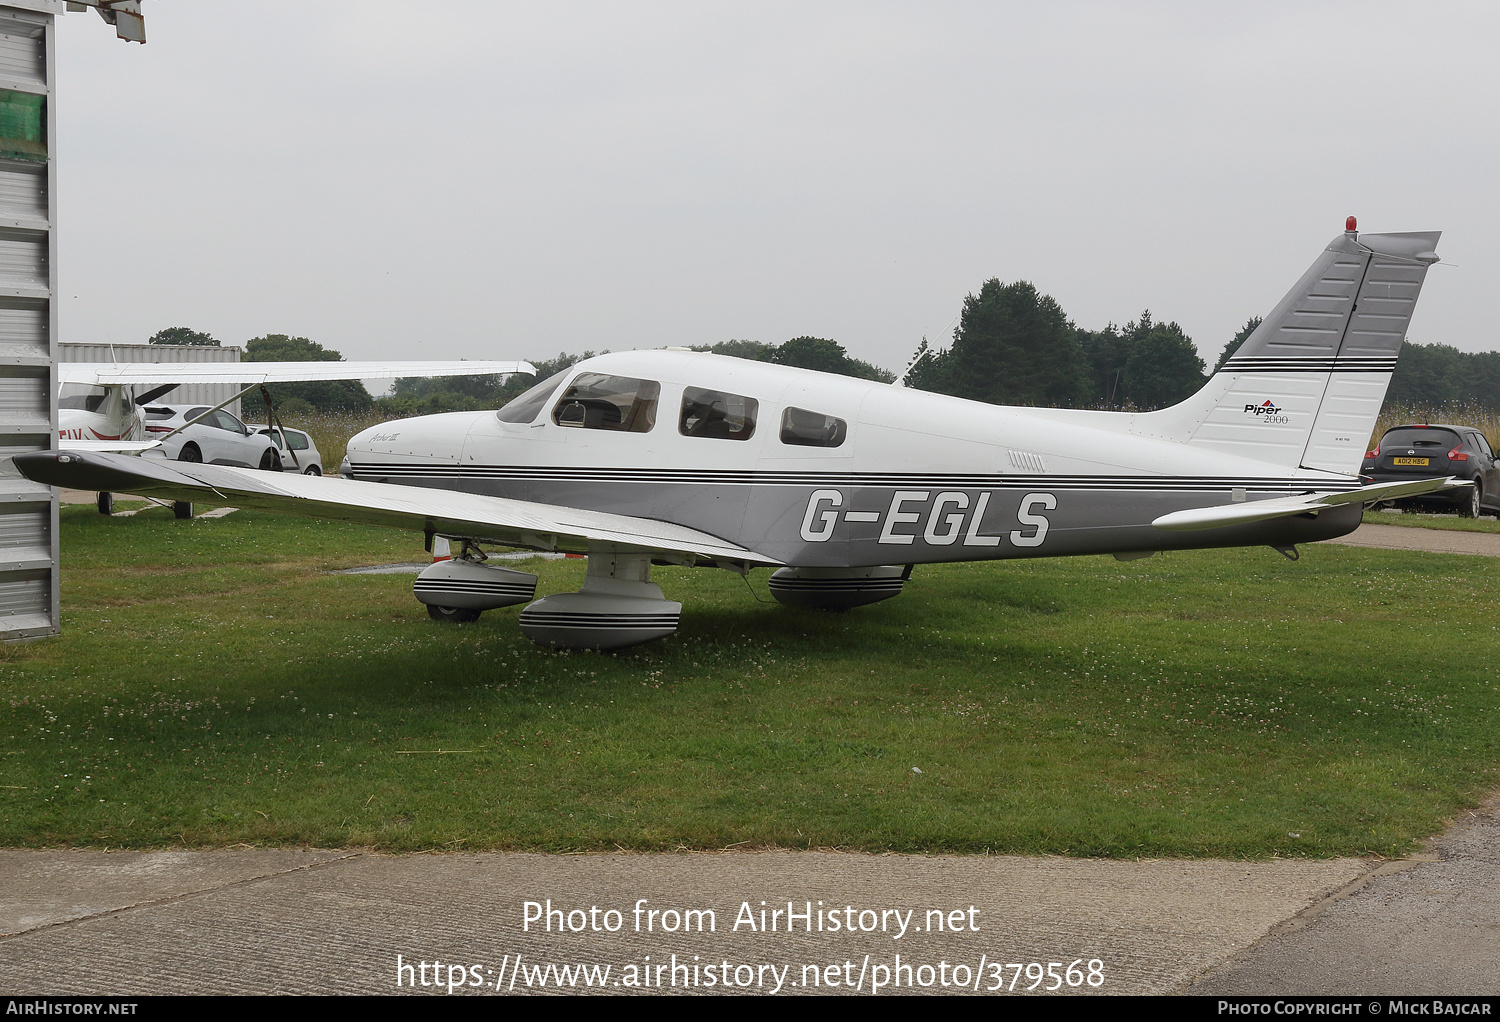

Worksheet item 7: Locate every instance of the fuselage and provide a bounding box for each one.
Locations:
[344,350,1362,567]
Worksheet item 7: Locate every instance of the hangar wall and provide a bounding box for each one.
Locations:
[0,1,56,641]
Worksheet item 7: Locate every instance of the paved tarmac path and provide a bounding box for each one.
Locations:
[0,848,1366,996]
[1191,791,1500,996]
[1322,520,1500,557]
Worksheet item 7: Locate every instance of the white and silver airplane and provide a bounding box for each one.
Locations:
[20,223,1461,651]
[57,359,536,453]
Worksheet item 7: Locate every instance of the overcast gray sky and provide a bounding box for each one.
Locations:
[54,1,1500,376]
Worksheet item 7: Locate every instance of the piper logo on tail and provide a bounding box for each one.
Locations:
[1243,399,1289,425]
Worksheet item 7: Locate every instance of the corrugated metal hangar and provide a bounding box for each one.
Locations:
[0,1,144,641]
[62,342,246,416]
[0,2,58,641]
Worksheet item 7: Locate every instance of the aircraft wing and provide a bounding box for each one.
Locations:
[59,439,161,454]
[59,361,536,386]
[15,450,780,568]
[1151,477,1469,531]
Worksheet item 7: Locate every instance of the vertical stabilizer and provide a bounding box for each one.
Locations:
[1134,226,1439,474]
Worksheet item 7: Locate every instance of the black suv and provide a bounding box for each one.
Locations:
[1361,424,1499,517]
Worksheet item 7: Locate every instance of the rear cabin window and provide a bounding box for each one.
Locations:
[496,369,570,423]
[679,387,757,441]
[552,373,660,432]
[779,406,847,448]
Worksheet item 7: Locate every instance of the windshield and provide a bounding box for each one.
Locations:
[59,384,110,412]
[496,370,570,423]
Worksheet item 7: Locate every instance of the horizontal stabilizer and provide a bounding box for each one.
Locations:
[16,450,779,567]
[60,361,536,386]
[1151,477,1468,532]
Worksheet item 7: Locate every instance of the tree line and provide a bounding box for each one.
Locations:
[146,290,1500,419]
[381,336,894,415]
[148,327,372,415]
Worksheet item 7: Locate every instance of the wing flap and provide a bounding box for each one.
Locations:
[16,450,778,566]
[1152,476,1469,531]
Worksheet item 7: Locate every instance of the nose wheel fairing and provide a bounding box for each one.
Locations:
[413,558,539,613]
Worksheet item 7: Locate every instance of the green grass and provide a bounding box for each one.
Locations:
[2,504,1497,859]
[1363,509,1500,534]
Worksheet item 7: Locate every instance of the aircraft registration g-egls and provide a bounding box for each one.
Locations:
[19,222,1461,652]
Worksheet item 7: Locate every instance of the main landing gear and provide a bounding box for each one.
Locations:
[417,543,680,652]
[519,550,680,651]
[417,543,909,651]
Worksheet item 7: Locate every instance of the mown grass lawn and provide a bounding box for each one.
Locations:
[2,502,1497,858]
[1362,509,1500,534]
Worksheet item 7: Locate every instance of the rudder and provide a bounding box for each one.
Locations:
[1135,223,1440,474]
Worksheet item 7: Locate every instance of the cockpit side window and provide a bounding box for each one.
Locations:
[552,373,660,432]
[679,387,757,441]
[496,369,571,423]
[779,406,847,448]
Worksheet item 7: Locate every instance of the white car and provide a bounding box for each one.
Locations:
[142,404,282,470]
[248,425,324,475]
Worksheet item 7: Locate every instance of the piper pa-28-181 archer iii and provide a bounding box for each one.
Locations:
[19,221,1462,651]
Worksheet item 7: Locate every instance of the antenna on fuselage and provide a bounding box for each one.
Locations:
[895,338,934,389]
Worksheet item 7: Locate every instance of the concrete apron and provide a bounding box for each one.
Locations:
[0,848,1364,996]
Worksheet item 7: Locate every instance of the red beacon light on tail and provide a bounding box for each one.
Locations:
[1346,216,1358,233]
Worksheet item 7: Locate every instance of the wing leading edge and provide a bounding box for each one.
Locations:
[15,450,779,568]
[59,361,536,386]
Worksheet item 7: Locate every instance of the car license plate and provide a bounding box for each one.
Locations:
[1392,457,1429,466]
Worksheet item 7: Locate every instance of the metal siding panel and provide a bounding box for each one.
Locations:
[0,361,44,418]
[0,13,43,84]
[0,224,43,284]
[0,503,46,555]
[0,293,44,356]
[0,160,43,219]
[0,567,50,633]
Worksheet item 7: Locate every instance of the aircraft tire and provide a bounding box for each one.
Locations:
[96,491,113,516]
[427,604,481,623]
[173,501,193,519]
